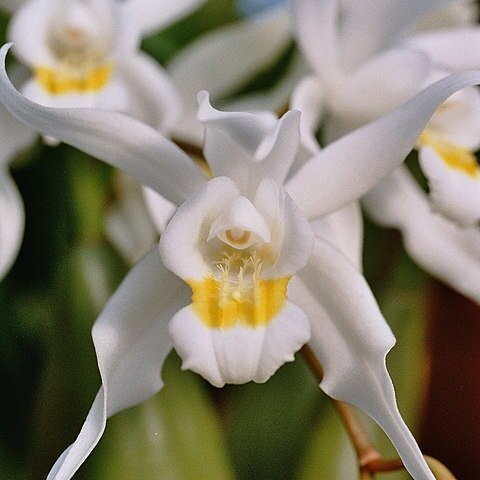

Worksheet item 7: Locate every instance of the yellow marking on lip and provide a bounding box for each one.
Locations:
[419,131,479,178]
[186,275,290,329]
[35,64,113,94]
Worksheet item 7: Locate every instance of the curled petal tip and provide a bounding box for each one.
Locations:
[197,89,210,104]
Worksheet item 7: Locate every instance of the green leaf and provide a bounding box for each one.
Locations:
[142,0,239,64]
[88,354,235,480]
[225,356,324,480]
[297,402,358,480]
[26,244,127,479]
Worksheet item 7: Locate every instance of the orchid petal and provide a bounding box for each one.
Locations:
[310,202,363,270]
[286,70,480,219]
[331,48,432,126]
[0,99,35,163]
[20,75,131,111]
[122,0,205,37]
[425,79,480,150]
[117,52,181,133]
[208,196,271,247]
[104,175,159,265]
[8,0,58,66]
[169,9,291,117]
[197,91,278,153]
[0,166,24,279]
[0,102,35,279]
[419,146,480,227]
[289,238,435,480]
[291,0,341,86]
[9,0,130,66]
[198,91,300,198]
[363,166,480,304]
[47,248,190,480]
[159,177,241,281]
[290,75,324,155]
[0,45,206,205]
[339,0,453,69]
[142,187,176,235]
[169,300,310,387]
[408,27,480,71]
[225,52,308,114]
[254,179,314,278]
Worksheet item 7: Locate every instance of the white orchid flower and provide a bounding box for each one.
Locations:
[2,43,480,479]
[416,71,480,227]
[0,0,205,279]
[292,0,480,303]
[7,0,209,129]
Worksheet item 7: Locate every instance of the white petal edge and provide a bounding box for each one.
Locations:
[289,238,435,480]
[0,166,24,279]
[117,52,182,134]
[197,90,278,155]
[254,178,315,278]
[47,248,190,480]
[169,9,291,115]
[169,301,310,387]
[159,177,241,281]
[363,166,480,304]
[286,69,480,219]
[122,0,205,37]
[425,79,480,150]
[8,0,58,66]
[0,100,35,279]
[419,146,480,227]
[339,0,453,69]
[408,27,480,71]
[20,74,131,112]
[142,186,176,235]
[104,174,160,265]
[310,201,363,270]
[292,0,342,87]
[0,44,206,205]
[290,75,324,156]
[198,91,301,198]
[330,48,432,127]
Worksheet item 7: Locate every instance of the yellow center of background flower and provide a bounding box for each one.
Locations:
[419,131,479,178]
[34,64,113,94]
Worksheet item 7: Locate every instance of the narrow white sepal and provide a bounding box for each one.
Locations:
[47,248,190,480]
[0,44,206,206]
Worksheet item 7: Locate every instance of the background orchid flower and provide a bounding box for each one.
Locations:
[167,6,307,145]
[0,101,35,279]
[7,0,209,130]
[292,0,480,304]
[0,0,205,279]
[2,43,480,479]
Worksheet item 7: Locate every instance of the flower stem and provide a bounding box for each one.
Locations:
[301,344,406,477]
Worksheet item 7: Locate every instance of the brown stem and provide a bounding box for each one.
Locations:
[359,469,374,480]
[333,401,381,467]
[301,345,404,477]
